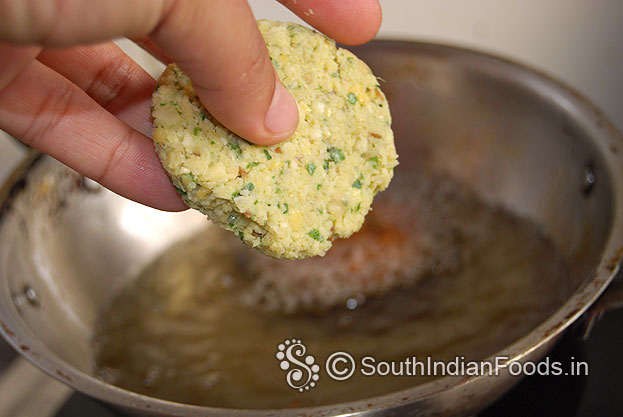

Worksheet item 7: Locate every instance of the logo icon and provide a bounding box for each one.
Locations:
[275,339,320,392]
[325,351,356,381]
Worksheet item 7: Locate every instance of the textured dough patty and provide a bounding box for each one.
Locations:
[151,20,397,259]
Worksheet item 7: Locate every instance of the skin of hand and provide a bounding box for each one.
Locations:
[0,0,382,211]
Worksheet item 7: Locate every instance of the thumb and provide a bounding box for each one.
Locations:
[150,0,299,145]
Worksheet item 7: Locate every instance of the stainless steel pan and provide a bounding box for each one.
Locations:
[0,41,622,417]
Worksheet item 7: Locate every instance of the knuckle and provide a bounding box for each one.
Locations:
[238,44,270,86]
[95,130,131,185]
[195,41,273,100]
[84,54,135,109]
[24,81,76,149]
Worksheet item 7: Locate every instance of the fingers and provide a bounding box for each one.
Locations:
[1,0,381,149]
[278,0,382,45]
[1,0,299,145]
[150,0,298,145]
[0,0,382,48]
[37,43,156,137]
[0,59,186,212]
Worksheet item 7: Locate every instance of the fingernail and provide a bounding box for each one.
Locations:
[264,81,298,136]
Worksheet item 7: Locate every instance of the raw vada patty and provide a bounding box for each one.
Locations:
[151,20,397,259]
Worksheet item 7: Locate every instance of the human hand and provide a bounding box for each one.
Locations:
[0,0,381,211]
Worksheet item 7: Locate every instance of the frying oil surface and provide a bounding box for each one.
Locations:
[93,175,569,409]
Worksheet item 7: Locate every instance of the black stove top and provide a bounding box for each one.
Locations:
[480,308,623,417]
[50,309,622,417]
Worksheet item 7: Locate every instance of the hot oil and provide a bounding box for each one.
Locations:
[93,175,569,409]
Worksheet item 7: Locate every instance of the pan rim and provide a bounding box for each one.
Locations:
[0,39,621,416]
